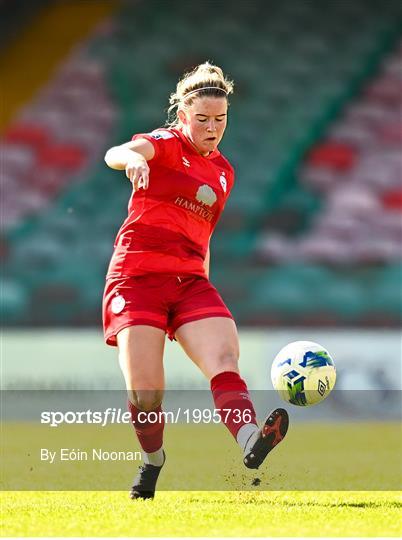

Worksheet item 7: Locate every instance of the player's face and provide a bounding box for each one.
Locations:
[179,97,228,156]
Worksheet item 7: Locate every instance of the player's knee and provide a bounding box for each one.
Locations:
[216,349,239,372]
[130,390,164,411]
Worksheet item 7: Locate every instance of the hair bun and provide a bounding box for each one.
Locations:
[166,61,234,126]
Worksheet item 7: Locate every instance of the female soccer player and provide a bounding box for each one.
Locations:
[103,62,289,499]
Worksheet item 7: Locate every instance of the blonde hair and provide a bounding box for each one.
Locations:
[167,61,234,126]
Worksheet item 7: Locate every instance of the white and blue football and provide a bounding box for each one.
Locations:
[271,341,336,406]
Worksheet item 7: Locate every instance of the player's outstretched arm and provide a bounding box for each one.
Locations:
[104,138,155,191]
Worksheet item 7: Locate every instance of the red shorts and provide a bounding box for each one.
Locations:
[102,274,234,346]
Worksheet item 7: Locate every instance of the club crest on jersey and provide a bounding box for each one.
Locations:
[219,171,227,193]
[196,185,217,207]
[149,129,174,140]
[111,294,125,314]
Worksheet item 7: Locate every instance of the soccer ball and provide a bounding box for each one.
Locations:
[271,341,336,406]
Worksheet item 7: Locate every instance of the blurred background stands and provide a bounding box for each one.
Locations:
[1,0,401,328]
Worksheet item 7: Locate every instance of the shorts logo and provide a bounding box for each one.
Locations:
[196,185,217,207]
[111,294,126,314]
[219,171,227,193]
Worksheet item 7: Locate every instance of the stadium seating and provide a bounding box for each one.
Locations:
[2,0,402,327]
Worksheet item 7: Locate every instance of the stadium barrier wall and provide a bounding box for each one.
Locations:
[4,328,400,392]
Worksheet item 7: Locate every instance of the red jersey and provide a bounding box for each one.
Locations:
[106,127,234,278]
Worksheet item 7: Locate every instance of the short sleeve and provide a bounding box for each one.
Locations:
[131,128,180,167]
[220,160,235,203]
[226,166,235,197]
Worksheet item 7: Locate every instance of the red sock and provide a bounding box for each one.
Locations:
[210,371,257,439]
[127,400,165,453]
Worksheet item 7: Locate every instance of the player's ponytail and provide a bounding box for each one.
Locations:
[166,61,234,126]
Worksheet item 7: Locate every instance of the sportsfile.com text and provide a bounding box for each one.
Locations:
[40,408,254,427]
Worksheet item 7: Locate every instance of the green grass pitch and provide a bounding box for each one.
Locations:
[2,422,401,536]
[1,490,401,536]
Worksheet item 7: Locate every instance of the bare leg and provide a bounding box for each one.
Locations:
[117,325,166,410]
[175,317,240,379]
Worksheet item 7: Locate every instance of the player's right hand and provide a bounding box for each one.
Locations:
[125,157,150,191]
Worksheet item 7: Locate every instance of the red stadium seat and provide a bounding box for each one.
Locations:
[382,189,402,211]
[37,143,86,170]
[307,142,357,171]
[4,123,49,149]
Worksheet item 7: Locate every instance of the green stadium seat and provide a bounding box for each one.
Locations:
[317,278,369,320]
[251,280,313,316]
[1,279,29,324]
[371,265,402,317]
